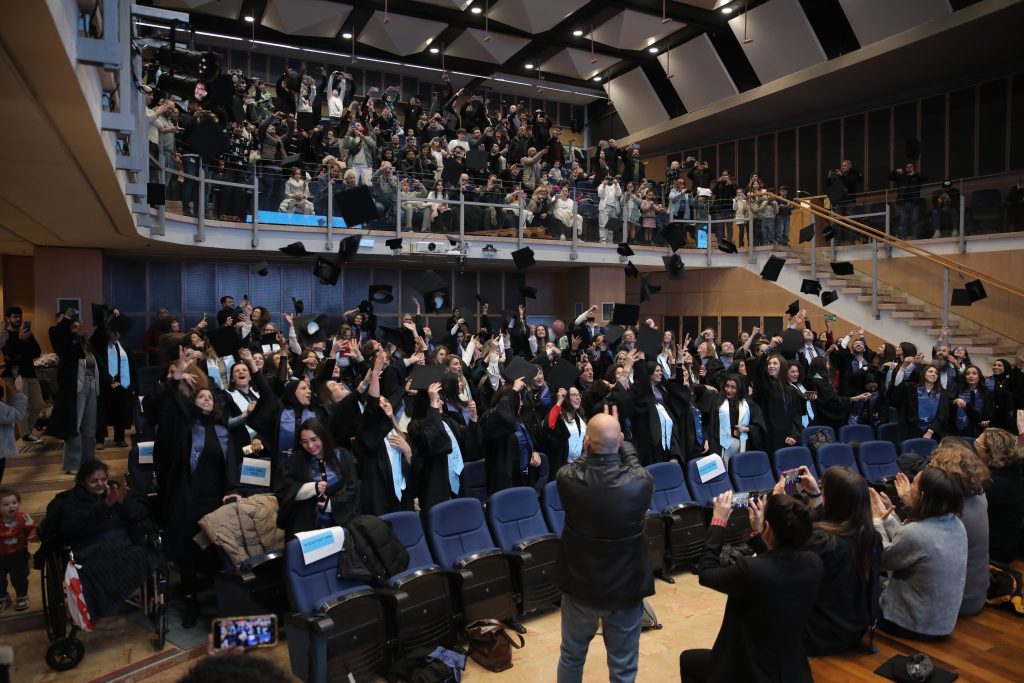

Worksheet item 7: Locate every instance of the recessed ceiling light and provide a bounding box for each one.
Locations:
[721,6,734,14]
[573,29,583,37]
[593,76,602,81]
[524,63,534,69]
[470,6,483,13]
[244,15,254,22]
[429,47,439,54]
[342,32,352,39]
[648,46,659,53]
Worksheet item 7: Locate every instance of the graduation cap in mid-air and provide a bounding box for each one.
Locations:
[520,286,538,300]
[663,254,686,280]
[964,279,987,303]
[660,223,685,252]
[760,255,785,282]
[369,284,393,305]
[830,261,854,276]
[249,261,269,277]
[718,238,737,254]
[413,270,449,313]
[616,242,635,257]
[640,274,661,303]
[800,279,822,296]
[798,225,816,244]
[624,261,639,279]
[610,303,640,327]
[279,241,310,258]
[820,290,839,307]
[786,300,800,317]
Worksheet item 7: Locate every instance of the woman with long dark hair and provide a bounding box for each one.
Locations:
[544,386,588,473]
[806,356,871,434]
[679,492,823,682]
[275,418,359,539]
[986,359,1018,432]
[750,353,803,454]
[950,365,993,437]
[890,362,949,441]
[479,380,549,494]
[406,377,477,512]
[975,428,1024,562]
[707,374,766,464]
[870,467,967,639]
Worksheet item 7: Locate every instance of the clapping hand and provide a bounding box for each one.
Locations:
[893,471,915,506]
[711,491,733,524]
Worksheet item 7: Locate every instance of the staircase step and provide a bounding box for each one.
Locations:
[888,307,927,316]
[839,287,869,295]
[857,295,905,304]
[908,319,943,327]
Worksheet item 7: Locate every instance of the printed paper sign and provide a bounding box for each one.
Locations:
[137,441,154,465]
[295,527,345,565]
[695,453,726,483]
[239,457,271,487]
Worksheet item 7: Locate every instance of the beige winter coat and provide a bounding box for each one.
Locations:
[198,494,285,569]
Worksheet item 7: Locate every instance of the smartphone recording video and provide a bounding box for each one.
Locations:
[783,469,802,496]
[212,614,277,650]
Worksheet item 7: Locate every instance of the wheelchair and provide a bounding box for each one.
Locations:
[38,532,169,671]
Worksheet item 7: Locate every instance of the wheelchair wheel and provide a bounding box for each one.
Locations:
[41,554,68,643]
[151,570,168,650]
[45,636,84,672]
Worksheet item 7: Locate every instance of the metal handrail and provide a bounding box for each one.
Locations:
[761,191,1024,301]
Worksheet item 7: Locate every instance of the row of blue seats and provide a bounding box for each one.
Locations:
[284,490,566,682]
[806,423,939,459]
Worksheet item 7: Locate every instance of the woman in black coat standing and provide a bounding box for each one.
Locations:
[806,357,871,434]
[750,353,803,454]
[479,381,549,495]
[406,379,477,512]
[153,348,234,627]
[275,418,359,540]
[679,492,823,683]
[47,313,99,474]
[354,350,414,516]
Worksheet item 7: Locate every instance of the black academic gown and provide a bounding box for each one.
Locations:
[274,448,360,540]
[407,409,476,512]
[479,392,534,495]
[46,318,86,441]
[631,373,684,466]
[90,326,134,439]
[354,397,413,516]
[750,355,803,454]
[706,397,768,457]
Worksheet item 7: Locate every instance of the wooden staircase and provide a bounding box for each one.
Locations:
[785,248,1020,364]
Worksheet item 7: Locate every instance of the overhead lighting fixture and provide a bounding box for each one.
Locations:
[573,29,583,36]
[648,46,659,53]
[721,6,734,13]
[524,63,534,69]
[430,47,439,53]
[470,6,482,13]
[342,32,352,39]
[593,76,602,81]
[244,15,254,23]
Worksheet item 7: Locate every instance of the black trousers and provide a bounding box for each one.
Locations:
[679,649,711,683]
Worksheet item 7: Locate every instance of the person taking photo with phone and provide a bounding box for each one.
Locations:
[0,307,43,444]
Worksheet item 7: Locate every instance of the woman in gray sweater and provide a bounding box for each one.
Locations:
[869,467,966,640]
[930,439,990,616]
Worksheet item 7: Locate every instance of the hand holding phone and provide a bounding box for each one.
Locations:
[211,614,277,650]
[783,469,802,496]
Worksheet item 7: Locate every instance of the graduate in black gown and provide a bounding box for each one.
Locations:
[406,379,478,512]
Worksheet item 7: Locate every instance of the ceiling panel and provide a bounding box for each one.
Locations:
[593,9,685,51]
[658,34,737,112]
[838,0,951,47]
[446,28,532,64]
[261,0,351,38]
[151,0,243,20]
[729,0,826,84]
[416,0,475,9]
[486,0,589,35]
[603,67,669,134]
[540,47,620,81]
[357,11,447,57]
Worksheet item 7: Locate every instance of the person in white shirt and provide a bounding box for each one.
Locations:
[597,175,622,244]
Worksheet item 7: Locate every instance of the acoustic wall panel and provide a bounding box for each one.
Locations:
[838,0,950,47]
[729,0,826,85]
[657,35,738,113]
[604,67,669,135]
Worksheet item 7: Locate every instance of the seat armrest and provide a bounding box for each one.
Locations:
[456,547,503,568]
[376,587,410,611]
[240,550,285,572]
[218,568,257,586]
[286,612,335,636]
[514,534,558,552]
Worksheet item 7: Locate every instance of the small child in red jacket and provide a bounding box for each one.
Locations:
[0,488,35,611]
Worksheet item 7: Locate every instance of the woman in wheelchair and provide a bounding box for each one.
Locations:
[58,460,150,619]
[275,418,359,539]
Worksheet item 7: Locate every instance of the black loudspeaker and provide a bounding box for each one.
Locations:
[147,182,165,206]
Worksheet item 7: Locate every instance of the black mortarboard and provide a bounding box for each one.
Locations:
[760,255,785,281]
[474,294,488,305]
[820,290,839,307]
[640,274,661,303]
[292,297,304,314]
[779,328,804,358]
[610,303,640,327]
[313,256,342,286]
[296,111,318,132]
[187,116,230,165]
[109,313,134,336]
[950,288,972,307]
[409,364,446,392]
[604,324,624,347]
[616,242,635,257]
[662,254,686,280]
[546,358,579,391]
[822,225,836,242]
[637,326,661,359]
[279,241,310,258]
[337,185,380,228]
[660,223,685,252]
[91,304,109,327]
[358,299,372,314]
[718,238,737,254]
[786,300,800,317]
[798,224,815,244]
[830,261,854,276]
[964,279,987,303]
[315,314,343,339]
[413,270,449,313]
[800,279,822,296]
[385,237,403,250]
[294,314,325,347]
[208,326,242,358]
[249,261,269,277]
[826,179,847,207]
[369,284,393,304]
[260,331,280,348]
[624,261,639,279]
[520,286,537,300]
[378,326,410,354]
[502,356,538,384]
[511,246,536,270]
[338,235,362,263]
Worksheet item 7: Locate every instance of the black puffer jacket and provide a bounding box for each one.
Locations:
[336,515,409,587]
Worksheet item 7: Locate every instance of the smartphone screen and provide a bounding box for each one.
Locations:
[732,491,750,508]
[22,321,30,333]
[783,469,801,496]
[212,614,277,650]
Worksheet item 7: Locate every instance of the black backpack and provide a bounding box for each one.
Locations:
[987,562,1024,616]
